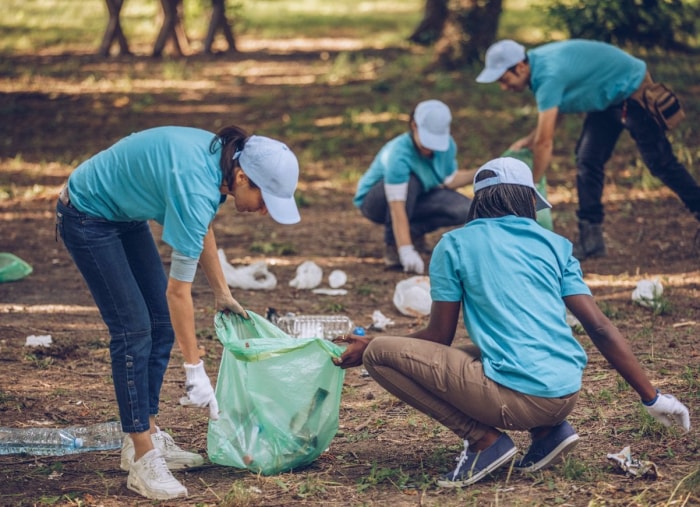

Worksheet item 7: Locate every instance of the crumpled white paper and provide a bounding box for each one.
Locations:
[328,269,348,288]
[371,310,395,331]
[289,260,323,290]
[218,249,277,290]
[393,276,432,316]
[631,278,663,309]
[25,335,52,347]
[606,446,658,479]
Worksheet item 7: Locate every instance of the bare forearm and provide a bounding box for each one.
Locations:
[167,280,200,364]
[586,321,657,402]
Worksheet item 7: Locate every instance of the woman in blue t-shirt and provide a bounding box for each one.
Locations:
[335,157,690,488]
[353,100,475,274]
[57,125,300,500]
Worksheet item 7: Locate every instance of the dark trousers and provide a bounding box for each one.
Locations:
[359,175,472,246]
[575,100,700,224]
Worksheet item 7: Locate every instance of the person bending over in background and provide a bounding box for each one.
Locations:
[353,99,475,274]
[56,125,300,500]
[335,157,690,488]
[476,39,700,259]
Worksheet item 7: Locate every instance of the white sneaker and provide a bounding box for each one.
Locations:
[127,449,188,500]
[120,429,205,471]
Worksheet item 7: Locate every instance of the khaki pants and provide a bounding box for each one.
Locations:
[363,336,579,445]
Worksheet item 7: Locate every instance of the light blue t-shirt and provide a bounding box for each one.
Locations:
[429,216,591,398]
[529,39,647,113]
[353,132,458,207]
[67,126,223,259]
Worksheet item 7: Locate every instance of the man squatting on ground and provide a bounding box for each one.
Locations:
[335,157,691,488]
[476,39,700,259]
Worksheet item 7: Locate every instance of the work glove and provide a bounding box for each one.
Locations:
[180,361,220,420]
[644,391,690,432]
[398,245,425,275]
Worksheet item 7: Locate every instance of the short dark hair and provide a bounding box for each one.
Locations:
[466,169,537,222]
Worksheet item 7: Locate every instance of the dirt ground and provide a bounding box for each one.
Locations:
[1,42,699,506]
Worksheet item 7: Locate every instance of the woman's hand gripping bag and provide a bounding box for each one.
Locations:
[207,311,346,475]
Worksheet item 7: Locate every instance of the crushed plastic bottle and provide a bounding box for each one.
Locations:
[276,314,354,340]
[0,421,123,456]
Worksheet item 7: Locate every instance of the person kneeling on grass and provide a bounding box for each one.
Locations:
[334,156,690,487]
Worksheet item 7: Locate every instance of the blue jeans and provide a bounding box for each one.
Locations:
[359,175,472,245]
[575,99,700,224]
[56,200,174,433]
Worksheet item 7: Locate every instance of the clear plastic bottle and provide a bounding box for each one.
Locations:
[0,421,123,456]
[276,314,354,340]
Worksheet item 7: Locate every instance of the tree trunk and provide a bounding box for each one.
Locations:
[98,0,131,57]
[434,0,503,69]
[408,0,449,46]
[152,0,190,57]
[203,0,237,54]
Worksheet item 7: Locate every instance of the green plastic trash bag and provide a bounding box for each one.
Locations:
[0,253,33,283]
[207,311,346,475]
[501,148,553,231]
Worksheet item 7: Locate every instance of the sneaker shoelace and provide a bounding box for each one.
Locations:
[144,453,173,482]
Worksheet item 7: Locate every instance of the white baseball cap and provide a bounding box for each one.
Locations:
[476,40,526,83]
[414,100,452,152]
[473,157,551,211]
[238,135,301,224]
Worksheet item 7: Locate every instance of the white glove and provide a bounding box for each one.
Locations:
[644,392,690,432]
[179,361,220,420]
[398,245,424,274]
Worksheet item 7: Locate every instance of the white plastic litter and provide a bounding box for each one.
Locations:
[631,278,663,309]
[218,249,277,290]
[393,276,432,317]
[312,288,348,296]
[371,310,395,331]
[25,335,52,347]
[606,446,658,479]
[289,261,323,290]
[328,270,347,289]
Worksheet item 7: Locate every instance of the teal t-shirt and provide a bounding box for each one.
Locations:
[353,132,458,207]
[67,126,223,259]
[429,216,591,398]
[529,39,647,113]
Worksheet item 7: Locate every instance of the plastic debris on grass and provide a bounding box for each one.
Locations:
[25,335,53,347]
[393,276,431,317]
[218,249,277,290]
[607,446,658,479]
[370,310,395,331]
[289,261,323,290]
[631,278,663,310]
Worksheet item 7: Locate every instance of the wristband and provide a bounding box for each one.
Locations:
[642,389,660,406]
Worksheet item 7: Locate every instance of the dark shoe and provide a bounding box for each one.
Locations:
[383,244,401,268]
[573,220,606,259]
[514,421,579,472]
[437,433,517,488]
[412,235,433,255]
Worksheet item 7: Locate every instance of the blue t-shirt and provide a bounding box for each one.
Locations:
[529,39,647,113]
[353,132,458,207]
[67,126,223,259]
[429,216,591,397]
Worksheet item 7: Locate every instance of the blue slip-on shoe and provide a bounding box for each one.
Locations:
[437,433,517,488]
[514,420,579,472]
